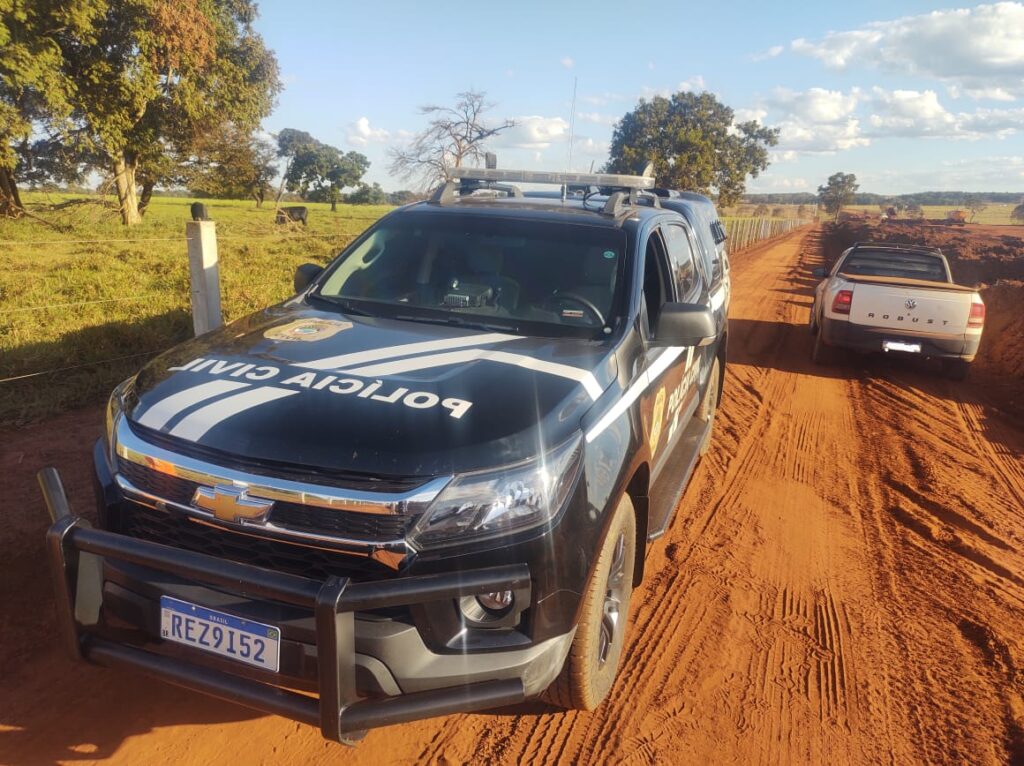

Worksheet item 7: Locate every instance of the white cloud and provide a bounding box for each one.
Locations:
[866,88,958,137]
[561,56,575,69]
[498,116,570,150]
[768,87,860,123]
[751,45,784,62]
[347,117,390,146]
[577,111,619,126]
[791,3,1024,99]
[757,87,869,153]
[678,75,706,92]
[865,87,1024,138]
[582,92,624,106]
[572,136,610,157]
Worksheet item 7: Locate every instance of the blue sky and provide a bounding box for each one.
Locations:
[254,1,1024,195]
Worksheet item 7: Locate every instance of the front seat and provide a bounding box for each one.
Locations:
[466,246,520,310]
[568,247,618,315]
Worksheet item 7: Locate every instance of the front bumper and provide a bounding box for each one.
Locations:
[820,316,980,361]
[40,467,568,743]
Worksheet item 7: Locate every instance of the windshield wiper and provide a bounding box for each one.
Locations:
[393,313,516,333]
[307,293,372,316]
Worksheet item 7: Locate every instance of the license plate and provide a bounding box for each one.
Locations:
[883,341,922,354]
[159,596,280,672]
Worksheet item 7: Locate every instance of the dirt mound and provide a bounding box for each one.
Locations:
[824,221,1024,401]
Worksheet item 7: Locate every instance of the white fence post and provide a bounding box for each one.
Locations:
[186,220,223,336]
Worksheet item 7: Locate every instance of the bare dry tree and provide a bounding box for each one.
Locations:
[388,90,514,191]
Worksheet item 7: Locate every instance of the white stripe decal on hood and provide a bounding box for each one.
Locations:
[295,332,520,371]
[343,347,604,400]
[168,386,298,441]
[136,380,250,431]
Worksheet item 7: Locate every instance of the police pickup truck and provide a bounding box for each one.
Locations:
[39,166,729,743]
[810,242,985,379]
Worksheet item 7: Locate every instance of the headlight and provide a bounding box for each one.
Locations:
[105,376,135,464]
[408,434,583,549]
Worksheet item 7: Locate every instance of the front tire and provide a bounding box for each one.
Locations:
[697,357,721,456]
[545,495,636,710]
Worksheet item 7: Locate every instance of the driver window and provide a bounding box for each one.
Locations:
[662,223,701,301]
[642,231,671,336]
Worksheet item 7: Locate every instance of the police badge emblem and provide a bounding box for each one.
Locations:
[263,318,352,342]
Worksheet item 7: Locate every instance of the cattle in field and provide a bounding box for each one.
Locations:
[276,206,308,226]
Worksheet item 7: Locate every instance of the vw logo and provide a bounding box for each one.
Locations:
[905,298,917,310]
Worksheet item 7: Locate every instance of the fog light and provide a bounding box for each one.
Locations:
[459,590,516,625]
[477,590,514,613]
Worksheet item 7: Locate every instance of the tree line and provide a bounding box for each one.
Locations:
[2,3,781,225]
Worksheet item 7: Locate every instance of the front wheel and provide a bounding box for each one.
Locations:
[697,357,721,456]
[544,495,636,710]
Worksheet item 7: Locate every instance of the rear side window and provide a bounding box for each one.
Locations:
[661,223,701,300]
[839,251,948,282]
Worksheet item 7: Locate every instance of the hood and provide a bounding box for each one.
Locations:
[127,302,617,477]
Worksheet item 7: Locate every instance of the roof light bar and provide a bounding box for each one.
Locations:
[450,167,655,190]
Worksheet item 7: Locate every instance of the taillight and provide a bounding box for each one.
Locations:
[968,300,985,327]
[831,289,853,315]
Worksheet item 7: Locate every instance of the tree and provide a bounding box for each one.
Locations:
[188,124,277,206]
[387,189,420,205]
[817,172,859,222]
[0,1,102,216]
[283,136,369,212]
[389,90,514,190]
[30,0,280,224]
[753,204,769,217]
[605,91,778,207]
[966,199,987,223]
[1011,203,1024,224]
[906,203,925,219]
[346,181,387,205]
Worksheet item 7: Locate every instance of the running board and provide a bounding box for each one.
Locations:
[647,416,710,540]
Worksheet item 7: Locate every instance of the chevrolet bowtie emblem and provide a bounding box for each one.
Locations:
[192,484,274,524]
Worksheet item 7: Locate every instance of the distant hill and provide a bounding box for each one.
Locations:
[744,191,1023,206]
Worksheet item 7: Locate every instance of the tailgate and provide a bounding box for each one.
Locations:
[848,283,971,334]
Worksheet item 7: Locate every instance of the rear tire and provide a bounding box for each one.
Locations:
[942,358,971,381]
[544,495,636,711]
[811,331,830,365]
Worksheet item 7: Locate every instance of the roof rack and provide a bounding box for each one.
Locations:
[431,164,657,216]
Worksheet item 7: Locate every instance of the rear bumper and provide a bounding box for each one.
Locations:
[39,468,568,743]
[820,316,979,361]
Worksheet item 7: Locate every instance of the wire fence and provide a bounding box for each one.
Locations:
[723,217,815,253]
[2,214,813,421]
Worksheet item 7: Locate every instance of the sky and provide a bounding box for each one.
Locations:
[253,1,1024,195]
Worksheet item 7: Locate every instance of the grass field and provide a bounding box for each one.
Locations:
[845,202,1019,225]
[1,194,391,424]
[2,192,806,425]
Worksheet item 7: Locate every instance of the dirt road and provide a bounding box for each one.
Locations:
[3,226,1023,765]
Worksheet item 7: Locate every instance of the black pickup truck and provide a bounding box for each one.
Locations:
[41,167,730,743]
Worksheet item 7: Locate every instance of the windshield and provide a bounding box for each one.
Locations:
[314,213,629,337]
[839,251,949,282]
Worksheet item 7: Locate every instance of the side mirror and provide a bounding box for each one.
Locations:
[811,267,826,278]
[294,263,323,293]
[653,303,717,347]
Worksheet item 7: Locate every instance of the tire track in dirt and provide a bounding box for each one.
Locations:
[3,225,1022,765]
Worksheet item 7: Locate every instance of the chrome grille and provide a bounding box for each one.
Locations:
[118,458,410,541]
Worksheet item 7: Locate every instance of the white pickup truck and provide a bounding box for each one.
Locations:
[809,242,985,379]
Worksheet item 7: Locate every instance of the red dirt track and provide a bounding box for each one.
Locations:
[2,226,1024,764]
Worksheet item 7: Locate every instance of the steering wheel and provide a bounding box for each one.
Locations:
[545,291,606,326]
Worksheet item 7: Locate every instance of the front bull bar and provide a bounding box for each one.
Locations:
[38,467,529,744]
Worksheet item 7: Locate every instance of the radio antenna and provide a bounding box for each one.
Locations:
[567,76,578,173]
